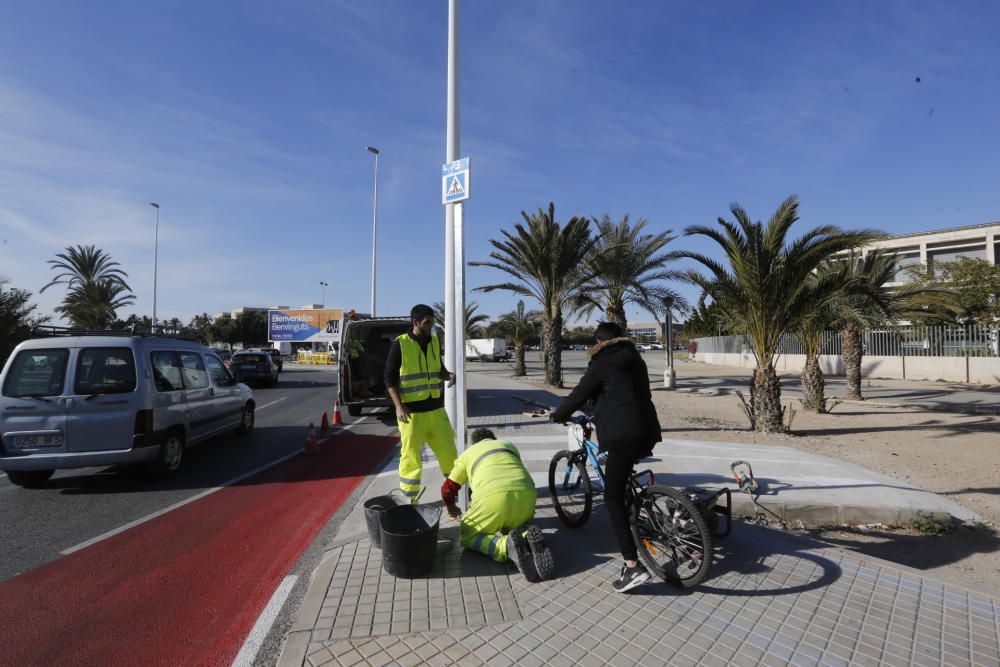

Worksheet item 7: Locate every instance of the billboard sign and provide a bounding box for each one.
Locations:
[268,308,344,343]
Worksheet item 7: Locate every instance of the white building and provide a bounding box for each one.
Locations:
[861,221,1000,285]
[211,306,290,321]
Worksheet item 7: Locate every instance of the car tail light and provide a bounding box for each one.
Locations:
[134,409,154,435]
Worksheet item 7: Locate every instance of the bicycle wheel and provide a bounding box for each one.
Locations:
[632,485,712,588]
[548,450,592,528]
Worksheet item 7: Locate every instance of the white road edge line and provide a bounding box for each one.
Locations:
[256,396,288,411]
[60,417,370,556]
[231,574,298,667]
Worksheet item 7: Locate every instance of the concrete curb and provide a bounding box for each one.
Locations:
[726,494,956,527]
[835,397,1000,417]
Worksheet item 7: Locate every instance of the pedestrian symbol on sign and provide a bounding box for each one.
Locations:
[441,157,470,204]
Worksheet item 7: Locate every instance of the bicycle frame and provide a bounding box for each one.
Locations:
[564,417,654,501]
[565,419,606,489]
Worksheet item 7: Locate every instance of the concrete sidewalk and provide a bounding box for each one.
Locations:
[279,373,994,666]
[668,359,1000,417]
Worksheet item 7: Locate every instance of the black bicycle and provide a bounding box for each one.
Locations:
[548,414,713,588]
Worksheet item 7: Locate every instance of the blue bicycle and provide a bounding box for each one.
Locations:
[549,415,713,588]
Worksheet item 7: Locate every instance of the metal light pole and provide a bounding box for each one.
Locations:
[365,146,379,317]
[444,0,467,510]
[664,308,676,389]
[444,0,460,430]
[149,202,160,332]
[319,281,328,307]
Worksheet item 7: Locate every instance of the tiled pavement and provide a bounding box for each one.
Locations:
[295,498,1000,667]
[283,414,1000,667]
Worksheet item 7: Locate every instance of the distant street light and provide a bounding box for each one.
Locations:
[319,281,328,306]
[149,202,160,332]
[365,146,379,316]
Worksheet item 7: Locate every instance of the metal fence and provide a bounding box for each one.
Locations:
[694,325,1000,358]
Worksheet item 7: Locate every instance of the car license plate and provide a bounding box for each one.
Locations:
[14,433,64,449]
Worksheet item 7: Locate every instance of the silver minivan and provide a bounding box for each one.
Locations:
[0,332,255,487]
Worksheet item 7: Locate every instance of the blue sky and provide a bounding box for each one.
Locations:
[2,1,999,326]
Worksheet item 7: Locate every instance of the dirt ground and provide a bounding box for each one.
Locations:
[539,360,1000,591]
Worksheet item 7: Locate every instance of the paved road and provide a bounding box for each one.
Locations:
[0,365,403,666]
[0,366,342,582]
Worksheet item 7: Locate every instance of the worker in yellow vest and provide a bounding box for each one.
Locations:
[441,428,554,582]
[385,304,458,501]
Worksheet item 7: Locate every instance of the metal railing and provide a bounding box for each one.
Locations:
[694,324,999,358]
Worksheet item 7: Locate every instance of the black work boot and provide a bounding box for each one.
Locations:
[524,525,555,581]
[506,530,540,583]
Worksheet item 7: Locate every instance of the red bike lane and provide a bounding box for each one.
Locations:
[0,433,397,666]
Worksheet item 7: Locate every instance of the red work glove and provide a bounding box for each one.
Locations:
[441,478,461,508]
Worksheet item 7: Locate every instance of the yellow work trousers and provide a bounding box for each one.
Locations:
[397,407,457,500]
[460,489,537,563]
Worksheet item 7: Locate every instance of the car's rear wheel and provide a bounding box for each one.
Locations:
[236,403,255,435]
[6,469,55,488]
[347,404,363,417]
[147,430,184,477]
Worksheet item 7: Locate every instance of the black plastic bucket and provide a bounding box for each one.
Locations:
[379,504,442,578]
[363,492,406,548]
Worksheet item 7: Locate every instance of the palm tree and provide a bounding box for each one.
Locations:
[679,196,879,432]
[432,301,491,338]
[41,245,131,293]
[55,279,135,329]
[186,312,213,343]
[470,203,595,387]
[41,245,134,329]
[579,214,687,332]
[1,277,48,366]
[829,250,955,401]
[494,300,540,376]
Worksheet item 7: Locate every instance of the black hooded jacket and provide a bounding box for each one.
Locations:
[551,337,662,452]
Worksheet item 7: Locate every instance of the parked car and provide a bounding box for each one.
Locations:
[649,343,664,350]
[263,348,283,372]
[0,331,255,486]
[213,349,233,368]
[231,351,279,387]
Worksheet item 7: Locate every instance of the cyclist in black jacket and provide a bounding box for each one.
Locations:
[550,321,662,592]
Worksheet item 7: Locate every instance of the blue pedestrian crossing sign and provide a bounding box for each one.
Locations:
[442,157,470,204]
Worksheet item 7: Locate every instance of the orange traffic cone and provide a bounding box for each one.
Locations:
[332,400,344,426]
[320,411,330,435]
[304,423,321,455]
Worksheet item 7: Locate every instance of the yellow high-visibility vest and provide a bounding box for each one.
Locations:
[396,334,443,403]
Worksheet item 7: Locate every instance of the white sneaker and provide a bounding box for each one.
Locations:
[612,563,651,593]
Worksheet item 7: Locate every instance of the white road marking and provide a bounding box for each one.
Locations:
[256,396,288,411]
[232,574,298,667]
[60,417,370,555]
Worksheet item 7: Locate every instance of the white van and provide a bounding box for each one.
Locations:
[0,332,255,487]
[338,316,411,417]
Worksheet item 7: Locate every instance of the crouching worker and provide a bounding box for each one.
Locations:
[441,428,554,582]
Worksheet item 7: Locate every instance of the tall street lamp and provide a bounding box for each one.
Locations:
[149,202,160,332]
[319,281,328,306]
[365,146,379,317]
